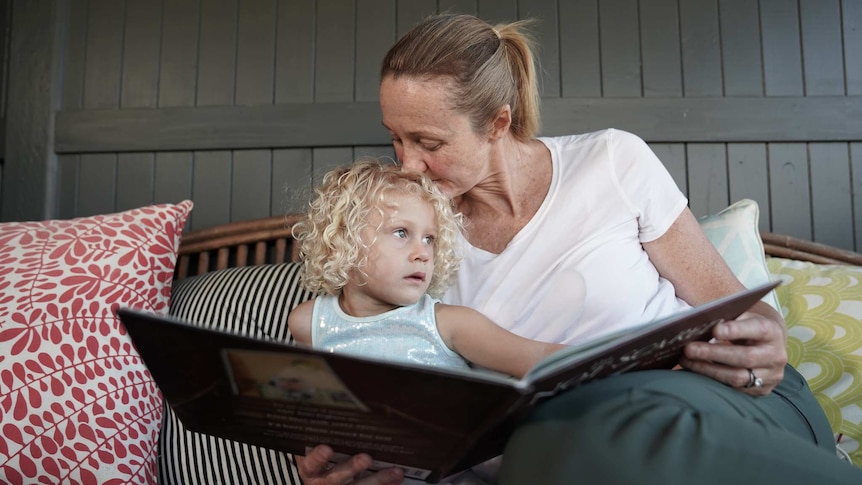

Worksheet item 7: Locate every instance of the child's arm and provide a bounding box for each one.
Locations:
[287,298,316,345]
[435,303,567,378]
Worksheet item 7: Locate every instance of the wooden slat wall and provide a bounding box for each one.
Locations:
[0,0,9,157]
[18,0,860,252]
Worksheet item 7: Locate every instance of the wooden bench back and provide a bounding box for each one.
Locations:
[175,214,302,280]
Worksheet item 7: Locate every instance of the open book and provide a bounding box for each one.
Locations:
[118,281,778,483]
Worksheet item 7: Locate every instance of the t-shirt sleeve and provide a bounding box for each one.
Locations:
[607,129,688,243]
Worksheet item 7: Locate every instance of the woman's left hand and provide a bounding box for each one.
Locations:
[679,310,787,396]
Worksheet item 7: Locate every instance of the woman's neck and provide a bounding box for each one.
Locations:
[457,137,552,253]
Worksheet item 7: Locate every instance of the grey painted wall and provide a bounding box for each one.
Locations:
[3,0,862,251]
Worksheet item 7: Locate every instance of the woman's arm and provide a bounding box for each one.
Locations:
[643,207,787,395]
[435,303,566,378]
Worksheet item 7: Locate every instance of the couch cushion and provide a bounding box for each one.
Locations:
[698,198,781,311]
[161,263,316,485]
[768,257,862,467]
[0,201,192,485]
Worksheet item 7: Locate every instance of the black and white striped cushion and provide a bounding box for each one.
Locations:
[160,263,317,485]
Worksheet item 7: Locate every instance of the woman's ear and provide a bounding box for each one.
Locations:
[489,105,512,140]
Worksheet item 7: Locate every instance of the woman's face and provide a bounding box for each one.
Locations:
[380,75,492,198]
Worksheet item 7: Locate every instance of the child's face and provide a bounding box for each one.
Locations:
[350,192,437,311]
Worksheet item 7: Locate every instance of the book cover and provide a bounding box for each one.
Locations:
[118,280,778,482]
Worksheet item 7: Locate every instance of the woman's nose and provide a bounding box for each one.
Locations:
[399,146,427,173]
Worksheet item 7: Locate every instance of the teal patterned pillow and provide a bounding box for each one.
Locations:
[698,199,781,312]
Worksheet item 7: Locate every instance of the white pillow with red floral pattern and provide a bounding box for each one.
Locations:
[0,201,192,485]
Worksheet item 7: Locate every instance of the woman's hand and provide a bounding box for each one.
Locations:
[643,208,787,396]
[680,309,787,396]
[296,445,404,485]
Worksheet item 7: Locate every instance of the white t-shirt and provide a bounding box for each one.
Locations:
[442,129,691,345]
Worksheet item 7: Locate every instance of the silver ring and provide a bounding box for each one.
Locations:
[744,369,763,389]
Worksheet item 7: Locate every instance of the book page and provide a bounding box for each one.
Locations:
[523,281,779,400]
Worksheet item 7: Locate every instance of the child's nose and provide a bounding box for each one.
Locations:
[412,240,431,262]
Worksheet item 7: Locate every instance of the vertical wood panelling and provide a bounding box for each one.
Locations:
[768,143,811,238]
[275,0,314,103]
[236,0,275,105]
[154,152,193,205]
[518,0,559,97]
[719,0,763,96]
[852,142,862,250]
[0,0,8,119]
[311,147,353,186]
[58,0,88,214]
[32,0,862,250]
[120,0,161,108]
[650,143,688,195]
[83,0,123,109]
[158,0,199,107]
[599,0,640,97]
[800,0,844,95]
[477,0,516,23]
[57,155,79,219]
[687,144,729,217]
[396,0,436,37]
[78,154,116,217]
[115,0,157,225]
[315,0,354,102]
[157,0,199,225]
[116,153,154,211]
[679,0,723,96]
[61,0,88,110]
[759,0,803,96]
[197,0,238,106]
[639,0,682,97]
[846,0,862,95]
[355,0,396,102]
[559,0,601,97]
[273,148,312,215]
[80,0,122,215]
[231,149,272,221]
[809,143,853,248]
[192,151,232,230]
[727,143,771,231]
[438,0,477,15]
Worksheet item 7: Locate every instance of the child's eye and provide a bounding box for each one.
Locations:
[394,229,407,239]
[422,235,435,245]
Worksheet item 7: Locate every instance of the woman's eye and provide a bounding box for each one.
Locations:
[423,143,441,152]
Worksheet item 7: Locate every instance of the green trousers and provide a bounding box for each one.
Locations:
[499,365,862,484]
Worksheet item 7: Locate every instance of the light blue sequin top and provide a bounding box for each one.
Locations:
[311,294,470,370]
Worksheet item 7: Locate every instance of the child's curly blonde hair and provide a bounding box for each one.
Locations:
[293,159,463,298]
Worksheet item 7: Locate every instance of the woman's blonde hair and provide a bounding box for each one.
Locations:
[293,159,463,298]
[381,13,540,142]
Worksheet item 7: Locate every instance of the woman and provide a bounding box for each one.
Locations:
[297,13,861,484]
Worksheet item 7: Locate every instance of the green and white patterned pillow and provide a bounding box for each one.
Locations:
[698,198,782,312]
[768,257,862,467]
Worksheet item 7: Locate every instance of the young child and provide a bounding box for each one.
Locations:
[288,159,565,378]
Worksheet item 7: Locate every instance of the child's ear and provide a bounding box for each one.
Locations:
[489,105,512,140]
